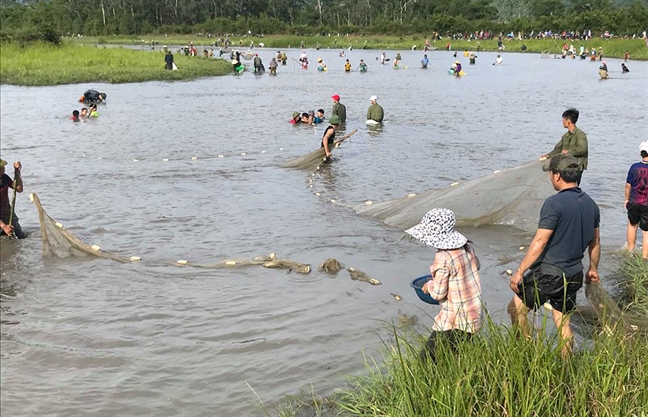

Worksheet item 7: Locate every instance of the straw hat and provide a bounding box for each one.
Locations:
[405,208,467,250]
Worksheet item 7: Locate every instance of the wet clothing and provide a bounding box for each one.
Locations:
[455,63,462,73]
[421,57,429,68]
[622,64,629,73]
[314,116,324,124]
[253,56,263,73]
[83,89,101,102]
[427,244,482,333]
[344,62,351,72]
[366,103,384,123]
[165,52,174,70]
[532,187,600,278]
[517,269,583,313]
[599,63,608,71]
[547,127,588,170]
[0,174,25,239]
[359,63,367,72]
[332,102,346,123]
[321,126,336,148]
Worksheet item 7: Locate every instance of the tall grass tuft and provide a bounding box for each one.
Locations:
[337,318,648,417]
[0,42,231,86]
[617,254,648,317]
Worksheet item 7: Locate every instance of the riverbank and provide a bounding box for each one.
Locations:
[272,254,648,416]
[71,35,648,60]
[0,43,231,86]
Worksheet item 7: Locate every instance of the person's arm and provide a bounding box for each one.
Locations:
[570,131,588,158]
[586,228,601,283]
[322,131,334,157]
[625,182,632,208]
[378,106,384,121]
[510,228,553,293]
[423,255,450,301]
[11,162,23,193]
[366,106,371,120]
[544,138,564,158]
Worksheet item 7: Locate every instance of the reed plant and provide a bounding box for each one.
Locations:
[616,253,648,318]
[336,318,648,417]
[0,42,231,86]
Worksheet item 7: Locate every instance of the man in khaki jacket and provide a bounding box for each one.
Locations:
[540,108,588,171]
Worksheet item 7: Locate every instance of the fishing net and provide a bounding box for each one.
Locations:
[585,282,648,335]
[280,129,357,170]
[354,160,553,233]
[31,193,131,262]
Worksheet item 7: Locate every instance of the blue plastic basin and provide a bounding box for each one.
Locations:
[410,274,440,305]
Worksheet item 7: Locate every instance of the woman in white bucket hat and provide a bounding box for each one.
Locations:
[406,208,483,361]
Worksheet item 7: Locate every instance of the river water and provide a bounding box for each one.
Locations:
[1,49,646,416]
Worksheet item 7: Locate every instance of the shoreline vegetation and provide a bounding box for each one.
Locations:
[0,43,231,86]
[74,35,648,60]
[1,35,644,86]
[269,254,648,417]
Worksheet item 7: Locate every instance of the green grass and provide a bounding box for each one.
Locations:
[333,320,648,417]
[0,42,231,86]
[71,35,648,60]
[268,254,648,417]
[616,253,648,317]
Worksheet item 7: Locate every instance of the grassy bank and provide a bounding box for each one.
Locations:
[71,35,648,60]
[270,255,648,416]
[0,43,231,86]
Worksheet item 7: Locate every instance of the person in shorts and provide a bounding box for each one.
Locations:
[508,154,600,358]
[624,141,648,259]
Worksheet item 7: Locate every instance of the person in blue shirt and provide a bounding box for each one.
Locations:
[421,54,429,68]
[313,109,325,124]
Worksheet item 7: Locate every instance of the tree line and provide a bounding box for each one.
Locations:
[0,0,646,38]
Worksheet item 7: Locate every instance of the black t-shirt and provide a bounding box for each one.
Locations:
[534,187,600,277]
[0,174,13,219]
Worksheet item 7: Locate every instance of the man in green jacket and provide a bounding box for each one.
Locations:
[366,95,384,123]
[331,94,347,123]
[540,108,588,171]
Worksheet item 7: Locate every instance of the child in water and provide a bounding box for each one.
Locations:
[89,104,99,118]
[344,59,351,72]
[70,110,80,122]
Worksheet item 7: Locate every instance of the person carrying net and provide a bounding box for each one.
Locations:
[0,159,25,239]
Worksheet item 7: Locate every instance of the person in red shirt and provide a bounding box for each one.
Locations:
[0,159,25,239]
[70,110,80,122]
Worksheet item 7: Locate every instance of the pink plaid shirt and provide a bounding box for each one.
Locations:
[424,244,482,333]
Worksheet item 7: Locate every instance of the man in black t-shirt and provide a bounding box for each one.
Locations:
[508,154,600,358]
[0,159,25,239]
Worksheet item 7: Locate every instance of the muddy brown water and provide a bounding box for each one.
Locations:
[1,49,646,416]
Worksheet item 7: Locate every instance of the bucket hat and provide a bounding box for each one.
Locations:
[405,208,467,250]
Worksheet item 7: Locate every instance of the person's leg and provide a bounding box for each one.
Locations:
[508,296,531,339]
[627,221,638,251]
[642,230,648,259]
[420,331,440,362]
[551,309,573,359]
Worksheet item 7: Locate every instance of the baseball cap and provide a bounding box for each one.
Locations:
[542,154,579,172]
[370,95,378,101]
[640,141,648,153]
[0,159,7,168]
[331,94,340,101]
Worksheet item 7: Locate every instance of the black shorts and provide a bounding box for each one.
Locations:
[627,202,648,231]
[516,269,583,313]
